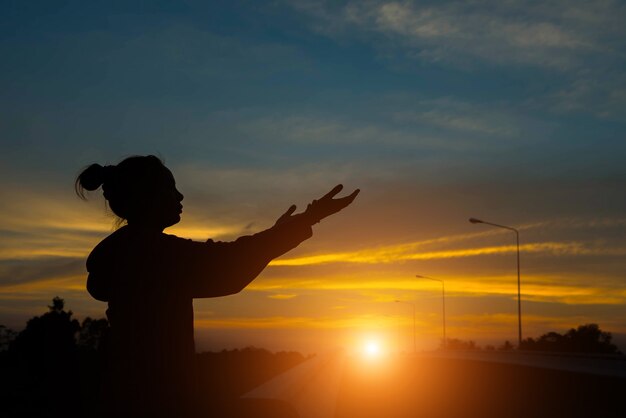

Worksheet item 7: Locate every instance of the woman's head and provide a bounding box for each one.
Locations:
[76,155,184,229]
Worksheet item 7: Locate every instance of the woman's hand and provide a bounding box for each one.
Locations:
[274,204,298,226]
[274,185,360,227]
[304,184,359,224]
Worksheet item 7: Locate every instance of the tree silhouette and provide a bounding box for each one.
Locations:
[498,340,514,351]
[77,317,109,351]
[565,324,618,353]
[519,324,620,354]
[11,297,80,361]
[8,297,81,417]
[0,324,17,352]
[48,296,65,312]
[442,338,478,350]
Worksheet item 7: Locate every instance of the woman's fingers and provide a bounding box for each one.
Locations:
[344,188,360,203]
[275,204,297,225]
[332,188,360,207]
[298,186,360,225]
[314,187,359,217]
[319,184,344,200]
[331,189,359,212]
[284,204,297,216]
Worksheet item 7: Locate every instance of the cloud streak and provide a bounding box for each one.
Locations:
[247,274,626,306]
[290,0,622,70]
[287,0,626,118]
[270,241,626,266]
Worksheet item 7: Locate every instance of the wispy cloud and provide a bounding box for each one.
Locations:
[195,313,412,329]
[288,0,618,70]
[545,74,626,119]
[0,275,85,300]
[287,0,626,118]
[267,293,298,300]
[233,111,490,152]
[270,241,625,266]
[194,311,626,342]
[393,97,524,137]
[248,273,626,305]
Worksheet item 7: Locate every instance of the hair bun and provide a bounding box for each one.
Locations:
[79,163,107,191]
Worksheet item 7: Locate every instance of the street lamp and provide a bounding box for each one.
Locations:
[415,275,446,349]
[394,300,416,353]
[469,217,522,347]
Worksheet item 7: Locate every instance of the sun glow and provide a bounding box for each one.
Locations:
[362,339,382,359]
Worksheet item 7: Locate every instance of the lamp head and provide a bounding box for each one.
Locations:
[469,217,483,224]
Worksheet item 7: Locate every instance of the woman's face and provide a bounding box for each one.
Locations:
[143,167,184,230]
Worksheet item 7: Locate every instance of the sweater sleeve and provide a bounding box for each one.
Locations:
[162,217,312,298]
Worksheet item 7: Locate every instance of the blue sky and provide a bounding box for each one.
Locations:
[1,0,626,352]
[3,0,625,172]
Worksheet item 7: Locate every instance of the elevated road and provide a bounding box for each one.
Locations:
[424,350,626,378]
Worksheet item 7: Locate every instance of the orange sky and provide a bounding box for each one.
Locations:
[2,0,626,355]
[2,176,626,354]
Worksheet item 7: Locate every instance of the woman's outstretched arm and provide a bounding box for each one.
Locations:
[169,185,359,298]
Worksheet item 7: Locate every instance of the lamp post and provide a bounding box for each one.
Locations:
[394,300,416,353]
[469,217,522,347]
[415,274,446,349]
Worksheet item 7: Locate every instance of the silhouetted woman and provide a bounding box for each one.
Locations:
[76,155,358,418]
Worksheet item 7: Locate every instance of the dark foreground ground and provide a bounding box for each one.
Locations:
[0,347,308,418]
[335,355,626,418]
[2,349,625,418]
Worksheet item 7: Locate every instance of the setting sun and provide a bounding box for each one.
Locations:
[363,339,382,359]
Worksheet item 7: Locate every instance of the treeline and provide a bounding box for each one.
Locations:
[440,324,622,354]
[519,324,621,354]
[0,297,108,418]
[1,297,109,353]
[0,297,308,418]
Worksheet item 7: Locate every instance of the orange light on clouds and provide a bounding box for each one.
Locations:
[269,241,616,267]
[3,186,626,352]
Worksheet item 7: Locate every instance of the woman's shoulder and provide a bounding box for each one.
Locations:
[87,226,131,261]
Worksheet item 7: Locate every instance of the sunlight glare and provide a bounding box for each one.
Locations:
[363,339,382,359]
